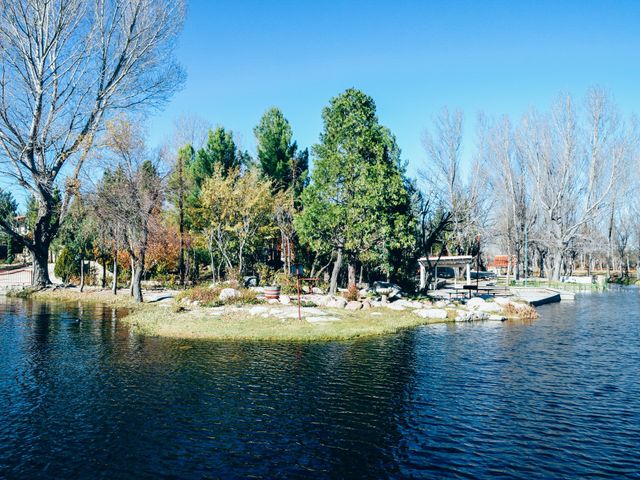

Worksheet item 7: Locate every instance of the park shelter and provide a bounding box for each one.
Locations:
[417,255,475,289]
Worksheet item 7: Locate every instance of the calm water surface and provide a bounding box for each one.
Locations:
[0,289,639,479]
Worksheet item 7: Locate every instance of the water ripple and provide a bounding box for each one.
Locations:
[0,289,639,478]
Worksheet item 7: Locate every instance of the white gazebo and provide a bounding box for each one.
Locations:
[418,255,475,289]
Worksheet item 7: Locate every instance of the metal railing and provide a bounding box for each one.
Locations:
[0,267,32,287]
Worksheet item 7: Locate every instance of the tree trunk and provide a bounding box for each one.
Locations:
[102,255,107,288]
[539,251,545,278]
[506,245,511,286]
[80,256,85,292]
[31,242,51,287]
[551,250,563,281]
[347,261,356,288]
[329,248,343,295]
[208,242,216,284]
[309,253,318,277]
[112,253,118,295]
[129,256,135,296]
[178,196,185,288]
[132,259,144,303]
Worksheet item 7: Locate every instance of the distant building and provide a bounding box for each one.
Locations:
[488,255,515,274]
[0,217,29,262]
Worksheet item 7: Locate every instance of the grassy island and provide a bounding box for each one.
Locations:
[121,304,450,341]
[9,286,538,342]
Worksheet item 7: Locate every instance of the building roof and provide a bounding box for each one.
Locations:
[418,255,475,267]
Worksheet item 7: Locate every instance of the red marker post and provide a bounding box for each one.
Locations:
[291,264,304,321]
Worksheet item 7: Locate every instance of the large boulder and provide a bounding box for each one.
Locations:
[219,288,240,302]
[478,302,502,313]
[456,310,489,322]
[494,297,512,306]
[314,295,331,307]
[393,299,424,309]
[327,297,347,309]
[279,295,291,305]
[415,308,448,319]
[466,297,486,309]
[345,301,363,311]
[455,310,473,322]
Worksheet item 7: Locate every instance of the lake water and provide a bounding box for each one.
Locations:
[1,290,639,479]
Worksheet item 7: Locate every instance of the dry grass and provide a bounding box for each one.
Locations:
[26,287,140,308]
[121,305,453,342]
[176,285,221,305]
[503,302,539,319]
[176,286,260,306]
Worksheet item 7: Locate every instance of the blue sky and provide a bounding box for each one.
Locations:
[148,0,640,178]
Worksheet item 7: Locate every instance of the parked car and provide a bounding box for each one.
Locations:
[470,270,497,280]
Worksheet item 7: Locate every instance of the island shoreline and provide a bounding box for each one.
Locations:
[6,287,538,342]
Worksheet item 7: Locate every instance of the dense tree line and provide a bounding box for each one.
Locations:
[1,2,638,300]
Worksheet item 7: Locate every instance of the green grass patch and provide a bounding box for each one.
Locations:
[121,304,453,342]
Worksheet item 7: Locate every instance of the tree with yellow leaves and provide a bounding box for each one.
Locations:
[200,167,275,281]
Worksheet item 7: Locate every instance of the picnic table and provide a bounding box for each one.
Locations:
[461,284,499,298]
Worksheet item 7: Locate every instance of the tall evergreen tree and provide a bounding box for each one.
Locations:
[168,145,195,287]
[254,108,308,198]
[295,88,414,293]
[191,127,246,183]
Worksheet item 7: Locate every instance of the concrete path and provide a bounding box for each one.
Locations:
[511,288,561,306]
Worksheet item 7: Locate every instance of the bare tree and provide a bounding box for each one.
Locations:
[614,210,632,277]
[96,117,164,302]
[165,115,210,287]
[519,89,633,280]
[0,0,185,286]
[479,115,535,279]
[422,108,486,256]
[274,189,296,275]
[172,114,211,152]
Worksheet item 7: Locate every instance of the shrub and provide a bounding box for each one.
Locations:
[273,272,297,295]
[177,286,222,306]
[54,247,79,283]
[222,289,260,305]
[503,302,538,319]
[176,285,262,307]
[343,284,360,301]
[255,263,278,286]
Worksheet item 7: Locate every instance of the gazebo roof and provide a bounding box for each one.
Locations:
[418,255,475,268]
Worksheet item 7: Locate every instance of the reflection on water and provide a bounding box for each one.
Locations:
[1,290,639,479]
